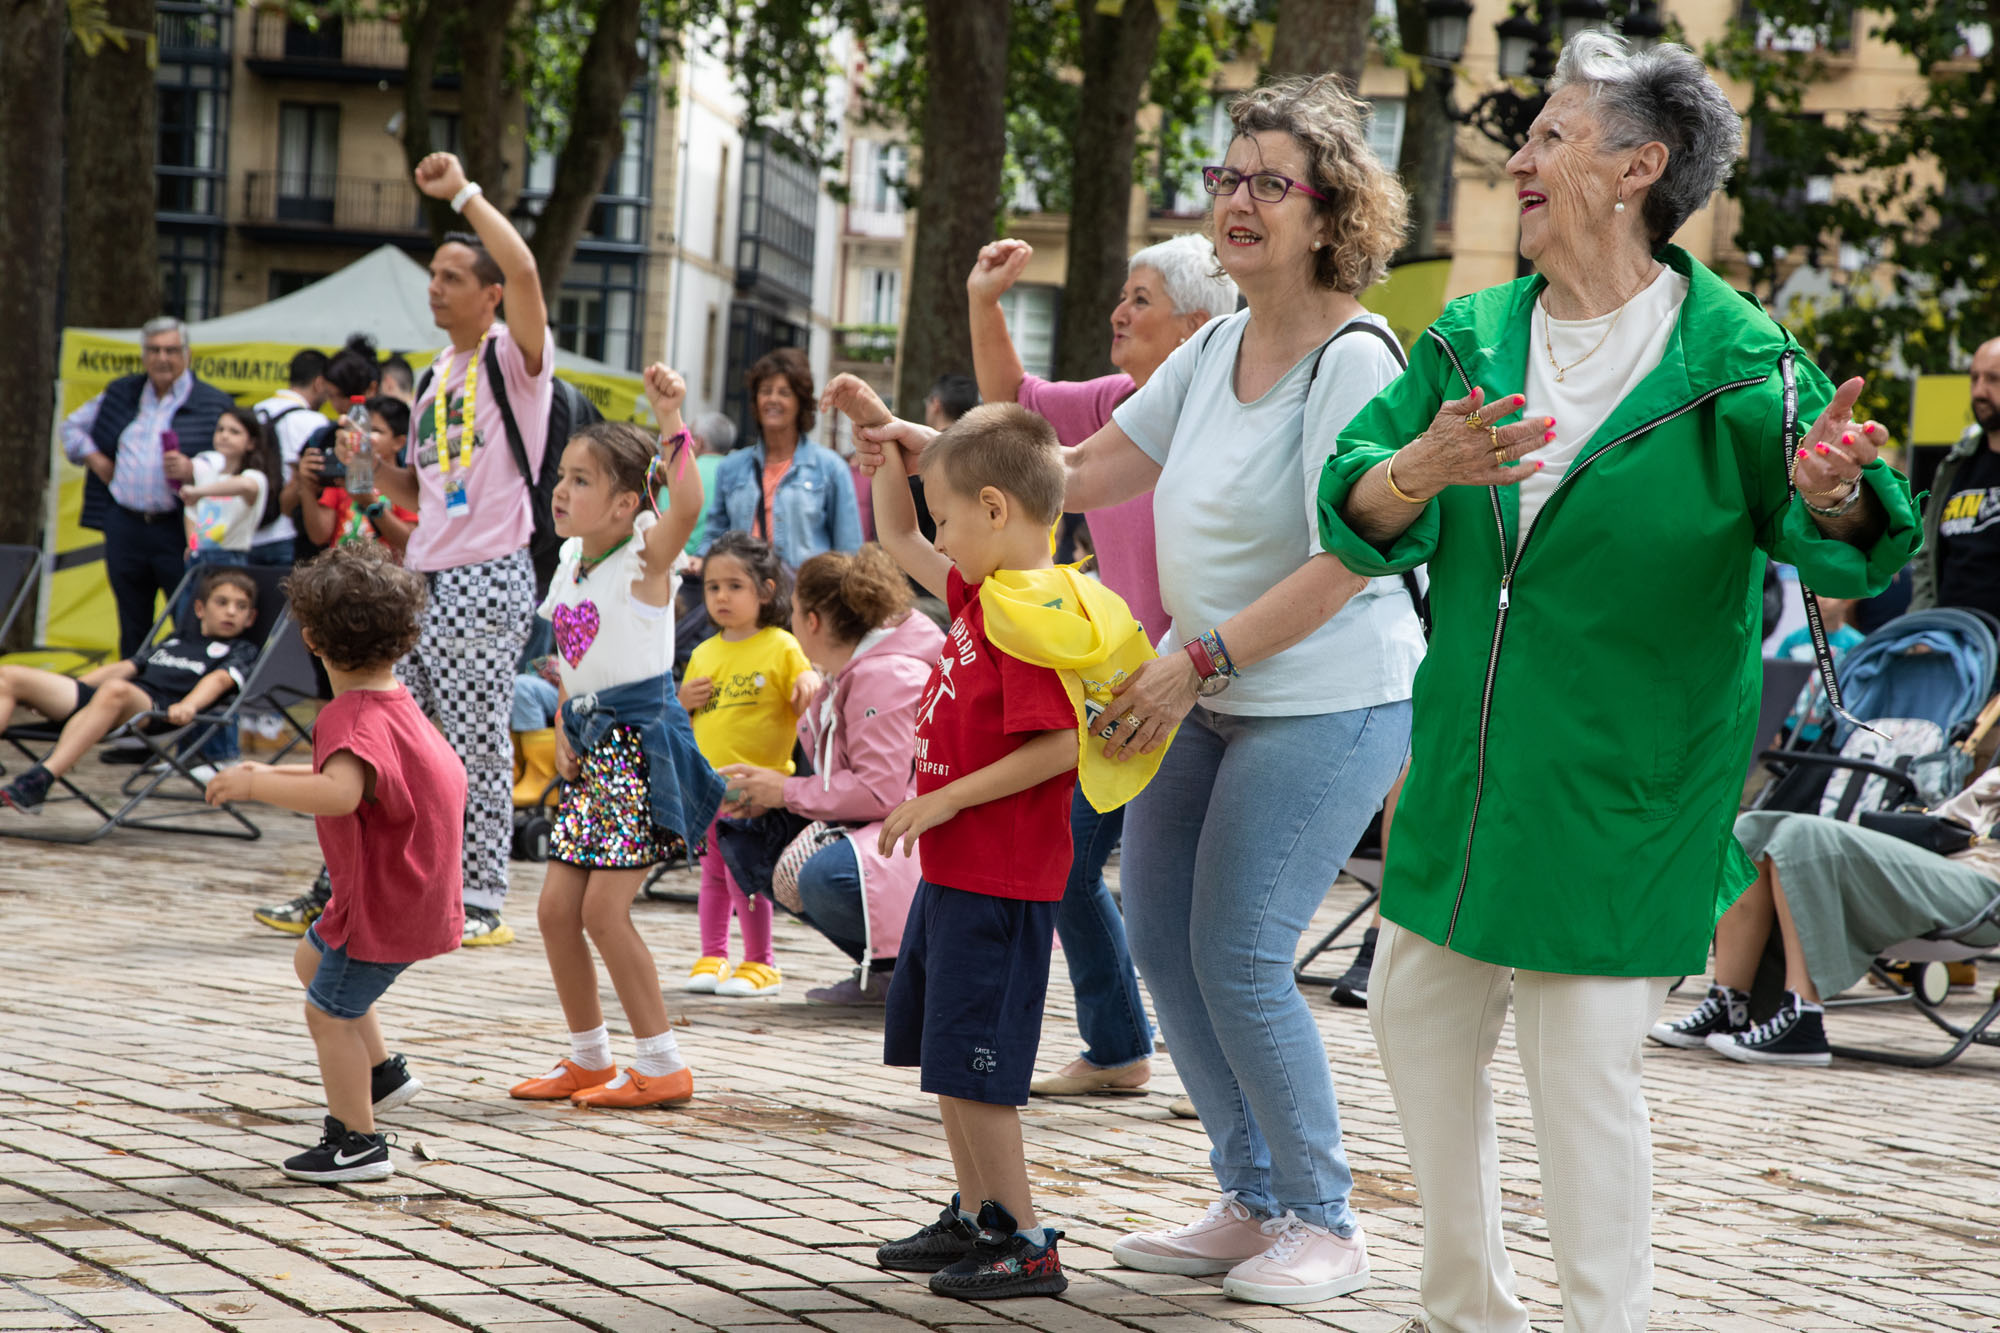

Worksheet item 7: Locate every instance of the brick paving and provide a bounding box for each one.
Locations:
[2,757,1999,1331]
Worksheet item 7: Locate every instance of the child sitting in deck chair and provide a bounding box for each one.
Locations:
[0,567,259,814]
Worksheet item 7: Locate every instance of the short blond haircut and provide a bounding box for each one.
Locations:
[1224,75,1409,293]
[919,403,1065,526]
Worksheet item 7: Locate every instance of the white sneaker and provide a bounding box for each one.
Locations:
[1220,1213,1369,1305]
[1111,1192,1275,1275]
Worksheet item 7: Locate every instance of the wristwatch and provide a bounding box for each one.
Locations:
[1185,634,1234,698]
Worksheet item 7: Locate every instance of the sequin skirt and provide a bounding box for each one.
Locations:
[551,724,675,869]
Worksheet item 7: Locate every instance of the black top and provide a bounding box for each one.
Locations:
[1937,446,2000,621]
[129,633,258,704]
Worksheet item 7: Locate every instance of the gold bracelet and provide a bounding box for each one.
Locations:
[1383,452,1427,505]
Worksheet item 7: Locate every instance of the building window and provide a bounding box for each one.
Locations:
[998,285,1058,380]
[1365,99,1405,169]
[1159,99,1232,217]
[160,225,223,321]
[156,64,225,217]
[428,112,461,156]
[269,269,328,300]
[554,256,641,370]
[724,302,809,436]
[1745,113,1831,218]
[703,305,721,404]
[737,133,818,306]
[277,103,340,223]
[714,143,731,263]
[850,139,906,235]
[861,266,901,326]
[523,93,649,246]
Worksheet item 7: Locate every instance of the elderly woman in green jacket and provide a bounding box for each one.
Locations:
[1318,33,1918,1333]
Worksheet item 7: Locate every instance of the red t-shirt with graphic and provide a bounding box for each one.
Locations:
[312,686,467,963]
[912,569,1076,901]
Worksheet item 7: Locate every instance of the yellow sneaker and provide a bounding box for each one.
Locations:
[685,955,729,993]
[715,961,783,997]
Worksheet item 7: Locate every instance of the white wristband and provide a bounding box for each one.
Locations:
[450,181,484,214]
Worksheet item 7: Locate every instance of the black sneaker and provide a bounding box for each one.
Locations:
[1706,993,1831,1067]
[1329,927,1377,1008]
[461,905,516,947]
[1,766,52,815]
[876,1194,978,1272]
[371,1054,423,1114]
[254,869,331,936]
[279,1116,394,1183]
[929,1200,1067,1300]
[1650,984,1750,1048]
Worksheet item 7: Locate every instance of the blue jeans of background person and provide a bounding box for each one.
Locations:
[247,538,295,568]
[795,837,868,961]
[1058,788,1153,1068]
[512,674,558,732]
[1121,699,1411,1236]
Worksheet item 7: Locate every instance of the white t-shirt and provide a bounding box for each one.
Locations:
[1113,309,1427,716]
[537,511,679,697]
[252,389,326,546]
[1517,266,1690,535]
[186,451,268,553]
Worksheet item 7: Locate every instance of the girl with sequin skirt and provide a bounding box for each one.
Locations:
[508,365,726,1110]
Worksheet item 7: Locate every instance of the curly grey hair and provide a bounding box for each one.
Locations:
[1550,30,1742,251]
[1128,234,1239,320]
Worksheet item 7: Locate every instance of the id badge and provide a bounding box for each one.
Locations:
[444,472,470,520]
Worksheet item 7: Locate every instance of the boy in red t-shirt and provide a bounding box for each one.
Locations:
[851,401,1079,1300]
[206,544,466,1184]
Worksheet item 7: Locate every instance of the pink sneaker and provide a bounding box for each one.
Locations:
[1111,1193,1276,1276]
[1220,1214,1369,1305]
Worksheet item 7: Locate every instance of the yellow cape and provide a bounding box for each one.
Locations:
[979,565,1176,813]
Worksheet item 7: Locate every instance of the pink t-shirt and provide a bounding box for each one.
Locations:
[1015,373,1168,643]
[406,321,555,573]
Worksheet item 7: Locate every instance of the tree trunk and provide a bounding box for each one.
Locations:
[400,0,456,243]
[526,0,645,304]
[896,0,1010,411]
[1268,0,1372,89]
[1053,0,1164,383]
[457,0,521,212]
[1394,0,1453,261]
[0,0,64,631]
[65,0,159,326]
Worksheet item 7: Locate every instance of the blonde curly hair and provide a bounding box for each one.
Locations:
[1221,76,1409,294]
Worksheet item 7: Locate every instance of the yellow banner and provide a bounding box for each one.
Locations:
[1911,374,1974,447]
[31,331,645,660]
[1360,259,1452,351]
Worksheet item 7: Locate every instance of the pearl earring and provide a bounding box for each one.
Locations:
[1614,198,1626,214]
[1311,240,1324,251]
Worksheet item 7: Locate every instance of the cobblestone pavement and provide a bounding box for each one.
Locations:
[2,760,1999,1332]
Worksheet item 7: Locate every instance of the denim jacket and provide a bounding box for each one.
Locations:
[560,674,726,842]
[700,439,864,568]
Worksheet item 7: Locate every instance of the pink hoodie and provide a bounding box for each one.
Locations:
[782,608,944,960]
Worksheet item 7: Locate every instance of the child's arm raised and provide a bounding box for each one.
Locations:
[868,435,951,602]
[635,363,702,605]
[878,729,1074,856]
[163,666,242,727]
[204,751,369,816]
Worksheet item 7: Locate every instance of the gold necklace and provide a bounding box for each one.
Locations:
[1542,267,1659,383]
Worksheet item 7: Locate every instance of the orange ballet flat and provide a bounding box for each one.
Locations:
[570,1066,694,1109]
[509,1058,616,1100]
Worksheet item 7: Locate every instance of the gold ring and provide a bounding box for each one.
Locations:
[1465,410,1486,431]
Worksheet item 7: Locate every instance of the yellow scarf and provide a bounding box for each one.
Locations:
[979,565,1175,813]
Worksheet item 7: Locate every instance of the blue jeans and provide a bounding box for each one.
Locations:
[1122,699,1411,1234]
[512,674,558,731]
[247,538,295,567]
[795,837,868,961]
[1058,788,1153,1067]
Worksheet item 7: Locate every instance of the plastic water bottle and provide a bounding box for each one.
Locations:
[344,396,375,495]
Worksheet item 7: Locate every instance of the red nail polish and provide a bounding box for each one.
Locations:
[1534,460,1545,470]
[1815,443,1830,454]
[1841,433,1855,445]
[1544,431,1557,443]
[1797,448,1810,460]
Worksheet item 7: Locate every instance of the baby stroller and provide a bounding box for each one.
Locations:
[1750,608,2000,821]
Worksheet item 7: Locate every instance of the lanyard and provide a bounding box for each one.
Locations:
[433,325,493,475]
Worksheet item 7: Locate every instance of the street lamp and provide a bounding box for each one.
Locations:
[1425,0,1474,64]
[1622,0,1667,49]
[1493,2,1544,78]
[1558,0,1611,44]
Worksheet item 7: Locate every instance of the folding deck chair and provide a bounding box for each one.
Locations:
[0,563,302,844]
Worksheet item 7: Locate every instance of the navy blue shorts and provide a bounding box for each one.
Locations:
[303,922,409,1020]
[883,879,1059,1106]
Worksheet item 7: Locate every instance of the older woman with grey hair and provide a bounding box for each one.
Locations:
[1317,33,1920,1329]
[965,231,1237,1099]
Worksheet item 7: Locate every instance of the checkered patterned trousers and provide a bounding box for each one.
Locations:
[399,548,534,912]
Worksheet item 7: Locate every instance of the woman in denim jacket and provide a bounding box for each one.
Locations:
[700,348,864,569]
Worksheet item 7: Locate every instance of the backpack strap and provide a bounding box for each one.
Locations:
[1322,319,1428,639]
[1780,346,1877,739]
[481,339,535,493]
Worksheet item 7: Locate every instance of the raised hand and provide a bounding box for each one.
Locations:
[1795,376,1887,504]
[821,373,893,430]
[967,239,1034,304]
[853,418,935,479]
[1388,388,1551,498]
[643,362,688,422]
[414,152,469,200]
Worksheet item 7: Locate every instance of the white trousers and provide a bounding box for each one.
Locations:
[1369,921,1672,1333]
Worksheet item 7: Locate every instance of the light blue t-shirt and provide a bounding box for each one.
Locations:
[1112,309,1426,717]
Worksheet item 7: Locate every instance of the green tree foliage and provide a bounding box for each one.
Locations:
[1712,0,2000,431]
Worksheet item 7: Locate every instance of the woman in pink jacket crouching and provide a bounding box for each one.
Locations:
[718,544,942,1003]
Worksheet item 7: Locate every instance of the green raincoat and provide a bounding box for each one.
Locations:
[1317,247,1921,977]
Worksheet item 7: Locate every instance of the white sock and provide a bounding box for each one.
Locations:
[632,1029,687,1078]
[570,1025,613,1071]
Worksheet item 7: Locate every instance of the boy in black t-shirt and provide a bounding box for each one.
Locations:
[0,568,259,814]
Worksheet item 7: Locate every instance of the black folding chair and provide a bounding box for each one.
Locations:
[0,544,108,667]
[1,564,296,844]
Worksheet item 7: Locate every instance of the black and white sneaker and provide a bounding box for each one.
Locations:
[1650,984,1750,1048]
[370,1054,422,1114]
[876,1194,978,1272]
[1706,993,1831,1067]
[1329,927,1377,1009]
[279,1116,394,1183]
[254,869,332,936]
[929,1200,1068,1300]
